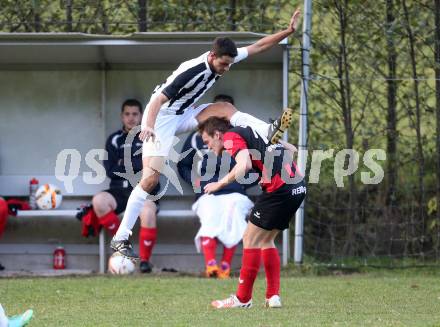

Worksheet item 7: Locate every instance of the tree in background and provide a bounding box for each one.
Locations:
[433,0,440,258]
[385,0,398,208]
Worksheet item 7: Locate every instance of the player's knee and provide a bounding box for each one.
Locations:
[92,194,108,213]
[140,174,160,193]
[197,102,238,122]
[218,102,237,119]
[221,102,236,112]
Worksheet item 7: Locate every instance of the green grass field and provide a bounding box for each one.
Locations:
[1,271,440,327]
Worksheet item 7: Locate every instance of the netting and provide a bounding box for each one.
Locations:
[0,0,291,34]
[288,0,439,268]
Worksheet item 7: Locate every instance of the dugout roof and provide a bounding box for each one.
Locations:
[0,32,286,67]
[0,31,289,194]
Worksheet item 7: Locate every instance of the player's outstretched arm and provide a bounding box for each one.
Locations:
[246,8,301,56]
[139,93,169,142]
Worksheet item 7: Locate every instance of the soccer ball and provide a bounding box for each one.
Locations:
[35,184,63,209]
[108,252,136,275]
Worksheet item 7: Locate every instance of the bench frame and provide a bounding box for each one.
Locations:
[3,175,289,271]
[15,209,195,273]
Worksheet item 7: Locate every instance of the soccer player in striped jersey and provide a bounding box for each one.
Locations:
[111,9,302,258]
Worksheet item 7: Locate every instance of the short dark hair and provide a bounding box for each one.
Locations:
[212,37,238,58]
[213,94,234,105]
[198,117,231,136]
[121,99,143,113]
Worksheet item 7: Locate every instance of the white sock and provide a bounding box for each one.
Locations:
[114,185,149,241]
[230,111,270,138]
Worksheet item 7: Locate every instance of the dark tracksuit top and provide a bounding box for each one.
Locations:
[104,129,143,189]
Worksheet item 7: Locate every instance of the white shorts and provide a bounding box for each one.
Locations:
[192,193,254,252]
[142,102,212,158]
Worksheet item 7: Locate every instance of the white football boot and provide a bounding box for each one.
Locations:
[211,295,252,309]
[265,295,282,308]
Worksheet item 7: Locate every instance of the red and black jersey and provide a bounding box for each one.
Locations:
[223,126,299,193]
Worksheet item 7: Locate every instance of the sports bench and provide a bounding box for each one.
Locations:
[0,175,285,274]
[0,175,196,273]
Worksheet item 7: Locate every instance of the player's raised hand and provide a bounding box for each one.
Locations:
[139,125,155,142]
[289,8,301,33]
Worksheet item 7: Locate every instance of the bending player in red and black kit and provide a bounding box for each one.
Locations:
[199,117,306,309]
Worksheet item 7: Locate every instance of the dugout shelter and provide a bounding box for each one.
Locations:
[0,32,291,273]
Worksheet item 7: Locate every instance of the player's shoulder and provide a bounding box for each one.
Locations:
[107,129,123,140]
[225,126,252,138]
[106,130,124,146]
[177,52,208,72]
[224,127,253,148]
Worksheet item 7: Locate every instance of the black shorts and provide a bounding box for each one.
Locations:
[104,183,161,215]
[249,180,306,231]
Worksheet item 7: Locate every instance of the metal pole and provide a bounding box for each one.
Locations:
[99,47,107,143]
[282,45,290,267]
[99,49,107,273]
[99,229,106,273]
[294,0,312,264]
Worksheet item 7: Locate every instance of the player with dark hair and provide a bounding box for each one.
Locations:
[211,37,238,58]
[86,99,159,273]
[213,94,235,105]
[111,9,302,259]
[198,117,306,309]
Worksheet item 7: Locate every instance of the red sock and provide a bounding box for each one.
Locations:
[201,237,217,266]
[262,247,280,299]
[81,208,99,237]
[0,198,8,238]
[236,248,261,303]
[221,245,237,268]
[139,227,157,261]
[98,211,120,236]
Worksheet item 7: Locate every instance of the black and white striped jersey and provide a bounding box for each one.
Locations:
[151,47,248,115]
